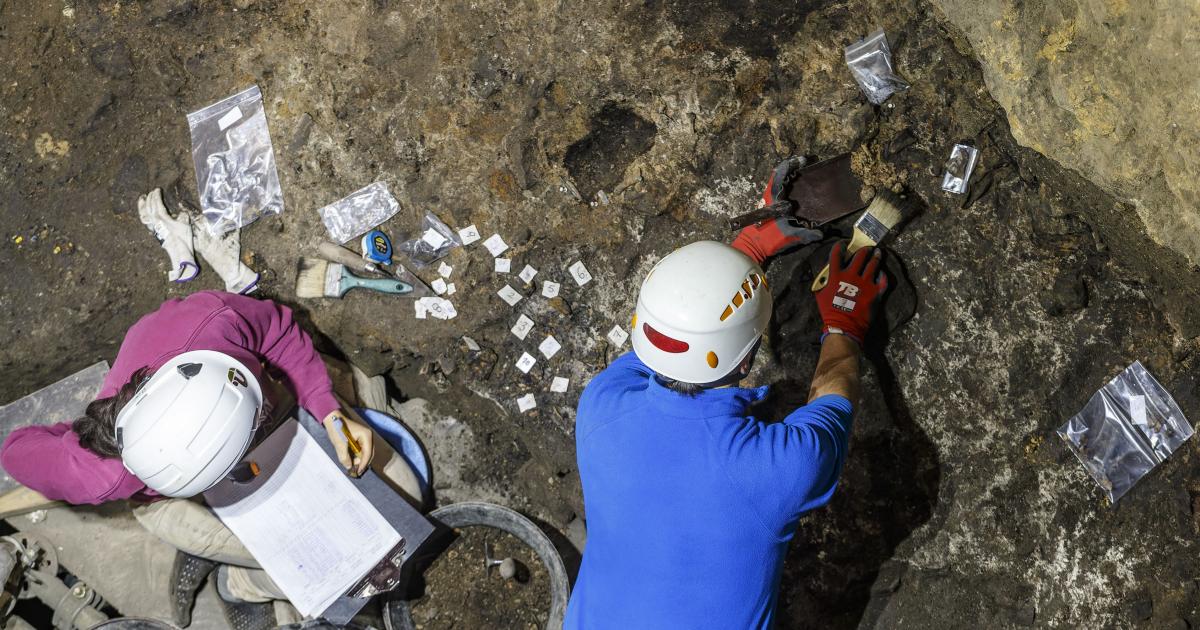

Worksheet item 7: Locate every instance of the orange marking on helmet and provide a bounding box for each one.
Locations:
[706,351,719,368]
[742,280,752,298]
[720,305,734,321]
[732,292,744,307]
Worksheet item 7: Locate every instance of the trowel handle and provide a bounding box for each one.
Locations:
[727,205,791,231]
[316,241,381,275]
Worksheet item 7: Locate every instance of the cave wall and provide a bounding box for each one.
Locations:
[927,0,1200,266]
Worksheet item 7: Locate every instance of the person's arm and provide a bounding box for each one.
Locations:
[730,339,861,531]
[722,395,855,537]
[220,294,374,476]
[1,423,143,504]
[809,241,888,405]
[726,245,887,533]
[223,295,339,419]
[807,334,861,402]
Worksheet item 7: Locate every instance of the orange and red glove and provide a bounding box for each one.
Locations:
[814,242,888,344]
[732,157,822,264]
[732,216,823,264]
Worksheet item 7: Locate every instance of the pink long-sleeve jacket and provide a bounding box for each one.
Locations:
[0,291,340,505]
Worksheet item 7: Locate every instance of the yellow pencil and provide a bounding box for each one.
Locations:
[334,417,362,457]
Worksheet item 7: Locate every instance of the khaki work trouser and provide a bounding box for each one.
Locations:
[132,497,286,602]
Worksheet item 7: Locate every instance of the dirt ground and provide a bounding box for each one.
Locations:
[4,0,1200,628]
[409,527,550,629]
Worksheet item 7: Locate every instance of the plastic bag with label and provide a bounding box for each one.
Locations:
[1057,361,1193,503]
[397,212,461,268]
[187,85,284,236]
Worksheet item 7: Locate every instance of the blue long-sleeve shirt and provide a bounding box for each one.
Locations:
[565,352,854,630]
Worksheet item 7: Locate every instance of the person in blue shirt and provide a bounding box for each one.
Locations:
[565,160,889,629]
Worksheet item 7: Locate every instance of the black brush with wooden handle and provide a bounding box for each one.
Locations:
[811,192,903,292]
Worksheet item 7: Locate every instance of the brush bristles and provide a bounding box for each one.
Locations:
[865,191,904,229]
[850,191,907,246]
[295,257,329,298]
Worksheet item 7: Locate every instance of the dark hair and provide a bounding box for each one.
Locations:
[73,368,150,459]
[661,378,705,396]
[656,343,760,396]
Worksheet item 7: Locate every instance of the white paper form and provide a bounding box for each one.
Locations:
[206,424,401,618]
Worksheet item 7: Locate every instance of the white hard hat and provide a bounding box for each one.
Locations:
[632,241,772,384]
[115,350,263,497]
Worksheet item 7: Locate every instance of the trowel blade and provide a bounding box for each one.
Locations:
[393,263,435,298]
[786,153,868,226]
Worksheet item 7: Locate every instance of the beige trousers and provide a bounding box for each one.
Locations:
[131,497,286,602]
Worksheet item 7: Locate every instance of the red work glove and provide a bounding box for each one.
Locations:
[732,217,823,264]
[761,156,803,207]
[732,157,822,264]
[814,242,888,344]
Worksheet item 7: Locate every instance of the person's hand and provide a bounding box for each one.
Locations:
[761,156,804,207]
[814,242,888,344]
[732,157,821,264]
[322,410,374,477]
[732,217,823,265]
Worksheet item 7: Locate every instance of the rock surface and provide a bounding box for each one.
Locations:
[927,0,1200,319]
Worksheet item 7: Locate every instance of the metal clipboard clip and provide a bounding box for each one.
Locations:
[345,538,409,599]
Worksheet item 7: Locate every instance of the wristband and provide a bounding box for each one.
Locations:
[820,327,862,345]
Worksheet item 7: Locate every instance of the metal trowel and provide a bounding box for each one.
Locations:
[390,263,435,298]
[728,153,869,231]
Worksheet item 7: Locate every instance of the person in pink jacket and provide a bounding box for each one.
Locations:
[0,290,376,622]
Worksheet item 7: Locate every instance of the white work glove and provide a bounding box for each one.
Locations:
[193,220,260,294]
[138,189,199,283]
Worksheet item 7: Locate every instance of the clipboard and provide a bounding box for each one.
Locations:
[208,408,435,624]
[296,411,435,623]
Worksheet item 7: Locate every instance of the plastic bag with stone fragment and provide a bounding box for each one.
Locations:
[187,85,284,236]
[941,144,979,194]
[844,29,910,105]
[1057,361,1193,503]
[397,212,461,268]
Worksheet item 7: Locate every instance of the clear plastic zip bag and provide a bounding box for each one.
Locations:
[941,144,979,194]
[318,181,402,244]
[845,29,910,105]
[397,212,461,268]
[187,85,284,236]
[1057,361,1193,503]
